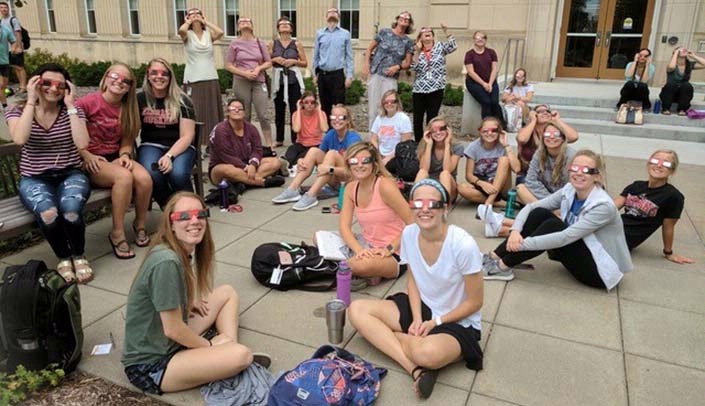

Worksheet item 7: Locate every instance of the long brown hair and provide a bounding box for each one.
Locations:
[142,57,188,122]
[417,115,457,158]
[507,68,527,92]
[141,192,215,306]
[537,121,569,187]
[99,62,140,141]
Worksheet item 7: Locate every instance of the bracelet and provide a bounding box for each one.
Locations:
[398,64,403,71]
[434,315,443,326]
[663,249,673,256]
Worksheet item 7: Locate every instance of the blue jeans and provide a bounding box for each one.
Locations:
[466,79,504,124]
[18,168,91,259]
[137,144,195,208]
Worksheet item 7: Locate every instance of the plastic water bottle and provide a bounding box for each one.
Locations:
[337,182,345,210]
[219,180,230,209]
[653,99,661,114]
[505,189,517,219]
[336,261,352,307]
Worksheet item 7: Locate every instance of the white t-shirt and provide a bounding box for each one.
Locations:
[503,83,534,98]
[400,224,483,330]
[370,112,412,157]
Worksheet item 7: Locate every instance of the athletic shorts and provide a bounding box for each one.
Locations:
[9,52,23,67]
[124,352,176,395]
[0,64,9,77]
[387,292,483,370]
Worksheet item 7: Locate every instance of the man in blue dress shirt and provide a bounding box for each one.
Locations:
[313,8,354,125]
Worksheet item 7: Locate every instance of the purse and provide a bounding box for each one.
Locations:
[256,39,272,97]
[616,101,643,125]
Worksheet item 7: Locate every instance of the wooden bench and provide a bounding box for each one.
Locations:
[0,133,205,240]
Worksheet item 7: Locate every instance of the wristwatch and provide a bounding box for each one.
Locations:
[166,153,174,161]
[386,244,395,254]
[66,107,78,116]
[434,315,443,326]
[328,166,335,174]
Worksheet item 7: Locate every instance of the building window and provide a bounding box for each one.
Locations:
[174,0,186,34]
[224,0,239,37]
[278,0,296,37]
[85,0,97,34]
[128,0,140,35]
[46,0,56,33]
[338,0,359,39]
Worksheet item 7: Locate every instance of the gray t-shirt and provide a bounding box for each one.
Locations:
[463,139,506,180]
[370,28,413,78]
[0,15,20,33]
[429,142,465,178]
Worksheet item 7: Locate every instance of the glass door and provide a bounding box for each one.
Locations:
[556,0,654,79]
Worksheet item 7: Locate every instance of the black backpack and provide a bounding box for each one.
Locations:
[0,260,83,373]
[251,242,339,291]
[394,140,420,182]
[11,17,30,50]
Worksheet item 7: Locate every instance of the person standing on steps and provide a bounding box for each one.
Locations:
[313,8,354,126]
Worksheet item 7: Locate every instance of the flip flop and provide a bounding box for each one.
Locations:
[73,257,94,284]
[132,223,151,247]
[227,204,243,213]
[412,366,438,399]
[108,234,136,259]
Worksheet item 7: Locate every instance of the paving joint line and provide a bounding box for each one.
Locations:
[490,322,623,353]
[617,285,631,406]
[620,296,705,317]
[623,351,705,373]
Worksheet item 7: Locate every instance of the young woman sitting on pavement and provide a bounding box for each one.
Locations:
[458,117,510,208]
[208,98,285,189]
[271,104,362,211]
[77,63,153,260]
[614,149,694,264]
[284,91,328,169]
[515,104,578,184]
[339,142,414,281]
[370,89,413,174]
[415,116,464,203]
[482,150,633,290]
[349,178,484,399]
[122,191,271,395]
[6,63,93,283]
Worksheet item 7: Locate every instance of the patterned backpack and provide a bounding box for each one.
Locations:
[268,345,387,405]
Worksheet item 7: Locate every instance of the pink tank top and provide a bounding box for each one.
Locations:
[353,177,405,249]
[297,111,323,147]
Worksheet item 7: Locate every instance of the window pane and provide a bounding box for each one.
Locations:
[131,10,140,34]
[129,0,138,10]
[48,11,56,32]
[47,0,53,9]
[175,0,186,9]
[86,0,94,9]
[88,11,96,33]
[226,12,236,36]
[176,10,185,24]
[226,0,237,10]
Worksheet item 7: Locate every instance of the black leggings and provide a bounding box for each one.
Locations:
[617,81,651,110]
[493,208,605,288]
[412,89,444,142]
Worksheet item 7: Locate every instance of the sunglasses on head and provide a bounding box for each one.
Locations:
[348,156,373,165]
[39,79,67,90]
[107,71,133,86]
[648,158,673,168]
[330,115,347,121]
[169,208,210,222]
[227,106,244,112]
[409,199,445,210]
[148,69,171,78]
[569,165,600,175]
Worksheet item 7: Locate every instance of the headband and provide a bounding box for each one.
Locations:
[410,178,448,204]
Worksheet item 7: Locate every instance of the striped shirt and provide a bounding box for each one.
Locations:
[5,105,86,176]
[411,37,457,93]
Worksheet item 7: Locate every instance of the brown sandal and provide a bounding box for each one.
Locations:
[108,233,136,259]
[73,257,93,284]
[132,223,151,247]
[56,259,75,283]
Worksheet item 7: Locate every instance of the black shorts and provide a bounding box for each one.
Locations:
[9,52,23,67]
[0,64,9,77]
[124,352,176,395]
[387,292,483,370]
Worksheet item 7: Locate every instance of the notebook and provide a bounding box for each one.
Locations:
[315,231,348,261]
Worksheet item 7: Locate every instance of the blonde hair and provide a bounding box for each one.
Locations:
[332,103,355,130]
[572,149,605,188]
[378,89,403,118]
[537,121,569,187]
[140,192,215,306]
[99,62,140,142]
[417,115,457,158]
[649,149,679,172]
[142,58,189,122]
[343,141,392,179]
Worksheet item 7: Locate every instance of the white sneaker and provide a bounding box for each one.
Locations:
[483,207,505,238]
[288,164,298,178]
[477,204,489,221]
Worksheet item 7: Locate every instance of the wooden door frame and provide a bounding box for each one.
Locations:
[555,0,611,78]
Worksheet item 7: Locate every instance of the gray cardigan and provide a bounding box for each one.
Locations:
[512,183,633,290]
[524,146,576,200]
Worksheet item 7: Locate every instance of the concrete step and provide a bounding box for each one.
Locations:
[693,82,705,93]
[559,118,705,143]
[533,92,705,109]
[550,104,705,129]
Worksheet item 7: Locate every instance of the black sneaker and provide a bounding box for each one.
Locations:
[263,146,277,157]
[264,175,286,188]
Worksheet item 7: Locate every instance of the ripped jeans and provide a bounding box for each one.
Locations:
[18,168,91,259]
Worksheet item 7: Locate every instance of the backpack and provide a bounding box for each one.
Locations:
[10,17,30,50]
[393,140,420,182]
[251,242,339,291]
[0,260,83,373]
[268,345,387,405]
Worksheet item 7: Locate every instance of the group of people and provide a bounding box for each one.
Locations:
[2,3,697,402]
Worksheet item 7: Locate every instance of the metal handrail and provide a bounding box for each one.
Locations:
[498,38,527,85]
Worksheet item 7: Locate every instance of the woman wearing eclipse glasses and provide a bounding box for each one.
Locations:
[482,149,633,290]
[614,149,693,264]
[76,63,153,260]
[122,191,270,395]
[6,63,93,283]
[349,178,484,399]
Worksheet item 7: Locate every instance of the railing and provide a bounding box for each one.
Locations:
[498,38,527,85]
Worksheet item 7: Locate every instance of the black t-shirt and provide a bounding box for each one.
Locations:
[138,92,196,148]
[620,180,684,250]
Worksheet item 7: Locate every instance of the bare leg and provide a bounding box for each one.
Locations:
[90,161,134,256]
[485,157,510,205]
[256,157,282,178]
[306,151,345,197]
[289,148,325,190]
[131,163,153,231]
[516,183,537,204]
[187,285,240,341]
[347,255,399,279]
[211,164,266,187]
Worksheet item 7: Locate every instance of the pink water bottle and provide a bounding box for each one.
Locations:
[336,261,352,306]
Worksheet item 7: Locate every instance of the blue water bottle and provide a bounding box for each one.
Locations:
[219,180,230,209]
[337,182,345,211]
[505,189,517,219]
[653,99,661,114]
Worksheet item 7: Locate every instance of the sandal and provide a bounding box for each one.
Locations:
[411,366,438,399]
[132,223,151,247]
[678,110,687,116]
[73,257,94,284]
[56,259,75,283]
[108,233,136,259]
[662,110,671,115]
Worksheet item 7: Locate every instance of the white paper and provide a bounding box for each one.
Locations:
[315,231,348,261]
[91,343,112,355]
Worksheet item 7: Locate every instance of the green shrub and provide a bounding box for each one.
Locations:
[442,83,464,106]
[344,79,364,105]
[0,365,65,405]
[397,81,413,112]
